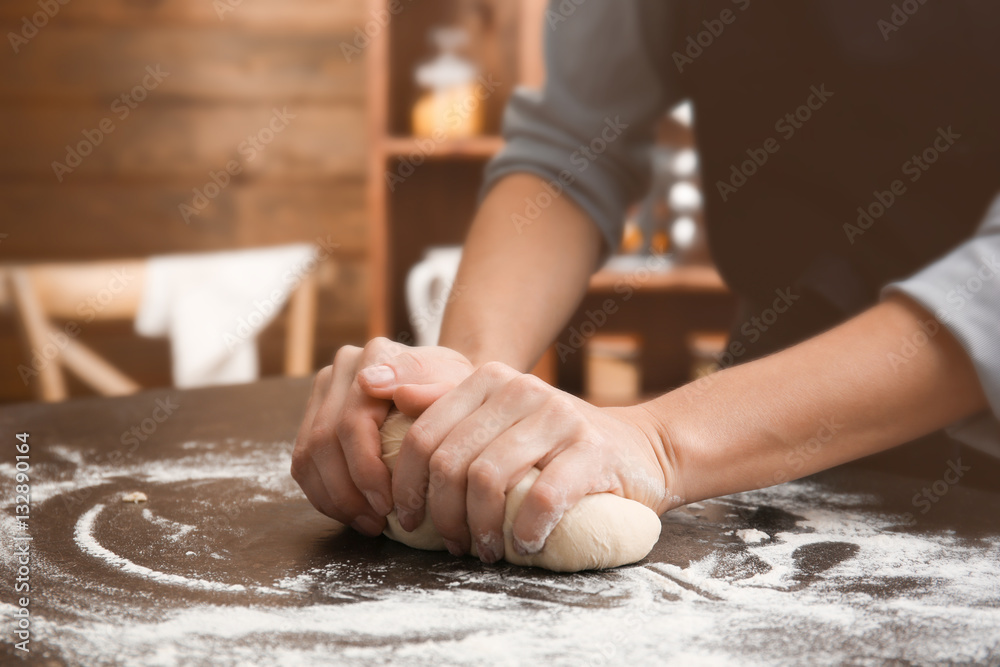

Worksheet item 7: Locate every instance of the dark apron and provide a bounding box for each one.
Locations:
[643,1,1000,482]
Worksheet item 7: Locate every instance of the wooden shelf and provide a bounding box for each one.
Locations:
[382,135,504,160]
[589,262,728,294]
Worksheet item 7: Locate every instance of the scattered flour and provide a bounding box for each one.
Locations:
[2,440,998,666]
[141,508,196,541]
[74,503,250,594]
[735,528,769,544]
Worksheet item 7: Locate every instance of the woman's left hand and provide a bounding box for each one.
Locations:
[387,361,682,564]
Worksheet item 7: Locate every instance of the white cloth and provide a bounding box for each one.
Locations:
[135,244,315,388]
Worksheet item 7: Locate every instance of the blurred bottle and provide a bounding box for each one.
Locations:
[412,27,483,139]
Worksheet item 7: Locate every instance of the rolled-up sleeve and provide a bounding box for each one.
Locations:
[882,194,1000,456]
[480,0,680,254]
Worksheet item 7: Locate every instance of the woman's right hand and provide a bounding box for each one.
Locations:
[290,338,475,536]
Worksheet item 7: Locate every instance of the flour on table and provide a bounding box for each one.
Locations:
[735,528,770,543]
[1,438,998,667]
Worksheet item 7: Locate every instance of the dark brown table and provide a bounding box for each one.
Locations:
[2,378,998,666]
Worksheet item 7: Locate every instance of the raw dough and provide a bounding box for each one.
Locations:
[379,410,661,572]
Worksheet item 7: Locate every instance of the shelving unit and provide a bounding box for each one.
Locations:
[367,0,546,343]
[381,135,506,159]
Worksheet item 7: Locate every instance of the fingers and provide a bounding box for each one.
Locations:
[290,338,482,541]
[426,396,538,554]
[291,367,340,519]
[334,375,394,517]
[309,348,388,534]
[464,408,574,564]
[390,362,520,537]
[510,444,603,557]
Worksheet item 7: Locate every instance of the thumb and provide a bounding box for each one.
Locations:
[357,350,462,398]
[392,382,455,417]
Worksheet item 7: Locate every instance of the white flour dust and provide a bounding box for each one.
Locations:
[1,439,999,666]
[735,528,770,544]
[74,504,251,594]
[141,508,196,541]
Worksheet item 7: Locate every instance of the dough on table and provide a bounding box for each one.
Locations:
[379,410,661,572]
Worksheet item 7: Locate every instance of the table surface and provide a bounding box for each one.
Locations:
[1,378,998,666]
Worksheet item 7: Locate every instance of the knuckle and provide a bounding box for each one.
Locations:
[478,360,512,382]
[401,420,436,459]
[528,479,566,515]
[428,469,448,493]
[429,448,462,484]
[394,350,427,376]
[311,365,333,390]
[543,394,577,419]
[333,415,361,450]
[509,373,547,399]
[306,424,332,451]
[365,337,399,365]
[289,450,311,481]
[332,345,359,368]
[400,485,425,512]
[467,459,502,497]
[325,488,353,516]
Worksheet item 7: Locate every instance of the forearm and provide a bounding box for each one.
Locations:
[645,294,988,505]
[439,173,602,370]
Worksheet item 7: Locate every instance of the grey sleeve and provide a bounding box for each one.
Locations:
[480,1,681,254]
[882,194,1000,457]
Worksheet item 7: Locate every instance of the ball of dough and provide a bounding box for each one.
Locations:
[379,410,661,572]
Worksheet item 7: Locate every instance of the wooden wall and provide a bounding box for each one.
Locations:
[0,0,370,402]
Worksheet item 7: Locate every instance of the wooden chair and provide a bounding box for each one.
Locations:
[2,258,319,402]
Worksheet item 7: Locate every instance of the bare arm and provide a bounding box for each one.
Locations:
[439,173,602,370]
[645,294,988,505]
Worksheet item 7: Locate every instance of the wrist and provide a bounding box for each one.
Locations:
[622,400,691,513]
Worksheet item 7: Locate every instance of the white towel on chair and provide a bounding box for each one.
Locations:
[135,244,316,388]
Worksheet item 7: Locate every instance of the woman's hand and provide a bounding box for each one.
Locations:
[290,338,475,536]
[392,361,682,564]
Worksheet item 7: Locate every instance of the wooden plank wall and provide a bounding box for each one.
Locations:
[0,0,370,402]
